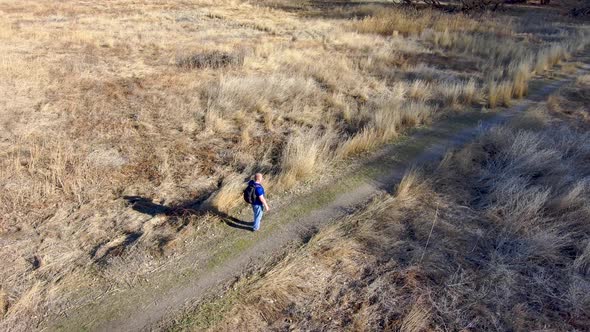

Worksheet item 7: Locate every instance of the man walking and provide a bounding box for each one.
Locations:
[244,173,270,232]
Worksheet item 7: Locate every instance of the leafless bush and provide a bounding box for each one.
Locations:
[459,0,504,11]
[570,6,590,18]
[177,51,244,70]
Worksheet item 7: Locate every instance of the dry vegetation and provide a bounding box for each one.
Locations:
[0,0,588,330]
[546,73,590,126]
[200,83,590,331]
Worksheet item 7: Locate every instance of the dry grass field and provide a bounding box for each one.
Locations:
[0,0,589,330]
[196,78,590,331]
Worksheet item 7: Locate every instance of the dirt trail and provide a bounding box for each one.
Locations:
[58,53,590,332]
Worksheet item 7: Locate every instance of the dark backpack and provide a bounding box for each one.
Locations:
[243,183,258,204]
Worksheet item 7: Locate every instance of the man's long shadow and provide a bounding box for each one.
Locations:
[123,196,254,231]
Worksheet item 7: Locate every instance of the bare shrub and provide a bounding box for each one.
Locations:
[177,51,244,70]
[460,0,505,11]
[570,6,590,18]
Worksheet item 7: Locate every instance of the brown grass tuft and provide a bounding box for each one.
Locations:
[395,168,428,203]
[337,129,379,159]
[207,174,247,212]
[400,302,431,332]
[439,79,479,107]
[0,288,8,317]
[510,60,532,98]
[407,80,432,102]
[488,80,513,108]
[278,130,333,189]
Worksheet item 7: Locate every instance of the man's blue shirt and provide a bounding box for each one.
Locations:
[248,180,265,206]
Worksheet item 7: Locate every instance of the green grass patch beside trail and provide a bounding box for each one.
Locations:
[170,290,241,331]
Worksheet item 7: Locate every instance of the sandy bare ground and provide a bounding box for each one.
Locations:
[51,51,590,332]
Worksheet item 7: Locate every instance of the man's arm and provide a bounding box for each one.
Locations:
[259,195,270,211]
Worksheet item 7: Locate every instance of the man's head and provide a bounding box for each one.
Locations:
[254,173,263,183]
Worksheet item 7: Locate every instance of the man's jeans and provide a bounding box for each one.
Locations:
[252,204,263,231]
